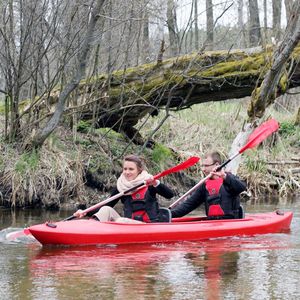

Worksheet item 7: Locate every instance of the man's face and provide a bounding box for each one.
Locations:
[202,156,217,176]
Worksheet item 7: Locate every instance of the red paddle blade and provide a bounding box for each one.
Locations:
[154,156,200,180]
[239,119,279,154]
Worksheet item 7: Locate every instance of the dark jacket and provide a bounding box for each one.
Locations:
[109,183,174,222]
[171,173,246,219]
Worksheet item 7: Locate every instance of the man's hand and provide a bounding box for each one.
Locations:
[211,167,227,179]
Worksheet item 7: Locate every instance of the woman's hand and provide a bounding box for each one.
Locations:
[145,176,160,187]
[73,209,87,218]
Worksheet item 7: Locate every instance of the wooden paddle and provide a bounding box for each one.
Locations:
[169,119,280,209]
[64,156,200,221]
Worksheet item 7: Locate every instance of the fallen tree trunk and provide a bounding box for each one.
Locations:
[30,45,300,143]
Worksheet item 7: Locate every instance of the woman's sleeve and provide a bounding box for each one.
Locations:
[154,183,175,199]
[107,187,121,207]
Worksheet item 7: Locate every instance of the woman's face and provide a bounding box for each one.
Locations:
[122,161,140,181]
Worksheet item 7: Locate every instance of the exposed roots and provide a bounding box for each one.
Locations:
[240,165,300,201]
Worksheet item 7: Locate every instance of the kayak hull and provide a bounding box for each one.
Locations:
[28,211,293,246]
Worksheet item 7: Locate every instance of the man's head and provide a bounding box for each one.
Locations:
[202,151,222,176]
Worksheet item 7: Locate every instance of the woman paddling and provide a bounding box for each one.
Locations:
[74,154,174,223]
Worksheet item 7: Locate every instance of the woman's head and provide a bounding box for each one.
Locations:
[122,155,145,181]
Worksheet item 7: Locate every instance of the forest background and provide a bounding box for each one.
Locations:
[0,0,299,210]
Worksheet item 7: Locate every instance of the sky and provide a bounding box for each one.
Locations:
[175,0,287,30]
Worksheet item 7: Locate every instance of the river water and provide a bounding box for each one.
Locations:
[1,197,300,300]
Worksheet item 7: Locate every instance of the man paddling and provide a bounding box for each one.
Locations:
[171,151,246,220]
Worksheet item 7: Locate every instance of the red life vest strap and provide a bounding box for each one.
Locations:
[207,205,225,217]
[131,187,151,222]
[206,178,224,217]
[206,178,223,196]
[131,186,148,200]
[132,210,150,222]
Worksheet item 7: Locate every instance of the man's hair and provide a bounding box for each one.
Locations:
[206,151,222,164]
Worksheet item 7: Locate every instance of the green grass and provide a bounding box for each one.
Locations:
[140,100,248,156]
[15,150,40,174]
[139,99,299,166]
[152,143,173,164]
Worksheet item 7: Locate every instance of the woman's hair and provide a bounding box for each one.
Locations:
[206,151,222,164]
[123,154,145,172]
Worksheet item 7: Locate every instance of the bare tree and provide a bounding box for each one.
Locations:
[248,0,261,46]
[272,0,282,41]
[0,0,66,141]
[248,0,300,119]
[284,0,293,23]
[237,0,246,48]
[194,0,199,50]
[142,1,150,63]
[1,0,298,152]
[167,0,179,56]
[30,0,107,148]
[229,0,300,174]
[263,0,268,44]
[206,0,214,50]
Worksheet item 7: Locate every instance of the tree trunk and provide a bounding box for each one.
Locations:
[167,0,179,56]
[206,0,214,50]
[295,106,300,126]
[226,123,253,174]
[107,0,113,76]
[142,2,150,63]
[248,0,262,46]
[230,2,300,174]
[272,0,282,42]
[36,44,300,142]
[248,1,300,120]
[263,0,268,44]
[238,0,246,48]
[284,0,293,23]
[194,0,199,50]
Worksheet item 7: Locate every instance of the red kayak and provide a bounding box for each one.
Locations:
[28,211,293,246]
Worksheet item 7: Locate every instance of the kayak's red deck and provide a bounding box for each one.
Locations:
[28,211,293,246]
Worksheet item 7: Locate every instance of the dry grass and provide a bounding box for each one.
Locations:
[0,97,299,208]
[0,136,85,208]
[139,98,300,199]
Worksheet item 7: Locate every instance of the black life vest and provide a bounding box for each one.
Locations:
[130,187,151,222]
[205,178,225,217]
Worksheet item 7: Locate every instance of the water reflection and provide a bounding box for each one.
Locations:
[1,201,300,300]
[29,244,181,299]
[183,245,240,300]
[24,235,294,300]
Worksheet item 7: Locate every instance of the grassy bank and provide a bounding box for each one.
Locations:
[139,98,300,197]
[0,98,299,209]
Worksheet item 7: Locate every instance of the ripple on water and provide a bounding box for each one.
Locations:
[0,227,37,244]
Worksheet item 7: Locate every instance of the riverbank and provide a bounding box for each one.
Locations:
[0,99,299,210]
